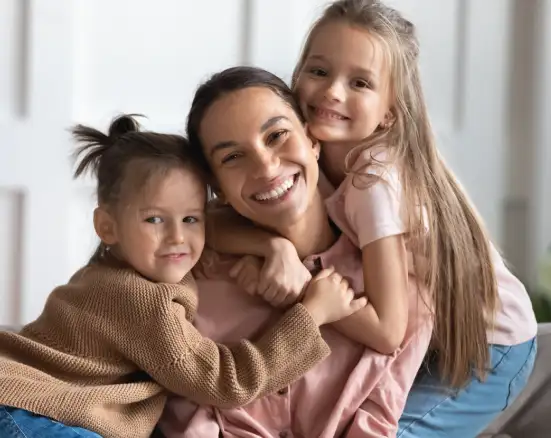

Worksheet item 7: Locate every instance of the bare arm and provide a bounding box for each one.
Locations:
[206,203,312,306]
[206,202,286,257]
[332,234,410,354]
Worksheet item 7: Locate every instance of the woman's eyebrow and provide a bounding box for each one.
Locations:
[210,140,237,156]
[260,116,289,133]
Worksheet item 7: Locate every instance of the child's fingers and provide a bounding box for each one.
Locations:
[262,283,279,302]
[229,258,245,278]
[312,266,335,281]
[242,267,258,295]
[329,272,343,284]
[245,281,257,295]
[257,274,271,296]
[350,297,368,312]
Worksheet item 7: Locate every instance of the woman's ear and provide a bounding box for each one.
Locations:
[93,207,118,246]
[304,123,321,160]
[208,181,229,205]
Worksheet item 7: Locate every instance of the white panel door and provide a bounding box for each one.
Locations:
[0,0,246,326]
[1,0,74,326]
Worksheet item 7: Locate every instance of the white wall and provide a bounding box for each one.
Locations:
[534,0,551,274]
[501,0,551,282]
[0,0,548,325]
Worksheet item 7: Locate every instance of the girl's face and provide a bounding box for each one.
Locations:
[98,166,206,284]
[295,21,393,174]
[198,86,321,232]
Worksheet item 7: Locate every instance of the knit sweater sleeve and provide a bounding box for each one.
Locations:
[111,271,330,408]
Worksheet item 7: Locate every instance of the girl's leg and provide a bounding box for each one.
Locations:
[398,338,537,438]
[0,406,102,437]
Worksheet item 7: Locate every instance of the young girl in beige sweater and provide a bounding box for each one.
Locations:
[0,114,366,438]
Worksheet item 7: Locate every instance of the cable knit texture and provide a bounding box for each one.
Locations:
[0,264,329,438]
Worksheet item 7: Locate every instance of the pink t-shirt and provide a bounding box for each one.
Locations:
[159,235,433,437]
[323,149,537,346]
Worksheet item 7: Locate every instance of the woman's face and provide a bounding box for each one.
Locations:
[198,86,320,231]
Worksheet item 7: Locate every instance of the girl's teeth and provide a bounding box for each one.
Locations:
[316,108,345,120]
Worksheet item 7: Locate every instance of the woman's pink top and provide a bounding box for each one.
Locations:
[159,233,433,437]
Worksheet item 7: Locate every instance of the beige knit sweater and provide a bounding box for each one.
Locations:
[0,264,330,438]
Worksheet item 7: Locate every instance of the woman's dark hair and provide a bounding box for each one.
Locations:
[72,113,204,263]
[186,66,305,175]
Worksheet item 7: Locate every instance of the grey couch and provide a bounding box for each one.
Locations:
[1,324,550,437]
[479,323,551,437]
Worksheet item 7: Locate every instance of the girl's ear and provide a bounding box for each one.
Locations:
[93,207,118,246]
[380,110,397,129]
[304,123,321,160]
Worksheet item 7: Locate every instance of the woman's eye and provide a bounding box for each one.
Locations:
[221,153,241,164]
[183,216,199,224]
[145,216,163,224]
[267,130,289,145]
[309,67,327,77]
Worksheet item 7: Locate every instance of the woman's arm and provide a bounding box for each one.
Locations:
[206,204,312,306]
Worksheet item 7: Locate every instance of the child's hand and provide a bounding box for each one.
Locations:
[302,267,367,326]
[257,239,312,308]
[230,256,262,296]
[229,239,312,308]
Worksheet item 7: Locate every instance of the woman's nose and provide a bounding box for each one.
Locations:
[251,147,280,179]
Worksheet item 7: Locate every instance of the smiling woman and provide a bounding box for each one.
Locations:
[200,88,321,235]
[187,68,334,257]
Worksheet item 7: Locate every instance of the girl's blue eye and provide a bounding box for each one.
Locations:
[183,216,198,224]
[145,216,163,224]
[353,79,374,89]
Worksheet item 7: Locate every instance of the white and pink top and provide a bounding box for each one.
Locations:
[322,148,537,346]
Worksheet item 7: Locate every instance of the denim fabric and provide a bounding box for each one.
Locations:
[398,338,537,438]
[0,406,102,437]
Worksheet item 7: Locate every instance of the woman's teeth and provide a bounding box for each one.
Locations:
[254,176,295,201]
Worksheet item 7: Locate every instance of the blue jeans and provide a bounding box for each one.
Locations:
[0,406,102,437]
[398,338,537,438]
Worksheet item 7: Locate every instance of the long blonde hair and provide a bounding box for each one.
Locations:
[293,0,498,387]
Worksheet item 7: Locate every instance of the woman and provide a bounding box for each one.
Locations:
[157,66,433,438]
